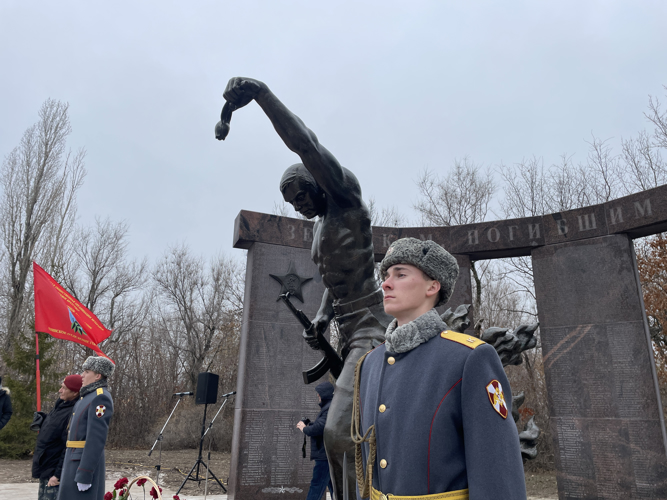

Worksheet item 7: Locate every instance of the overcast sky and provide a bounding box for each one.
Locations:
[1,1,666,264]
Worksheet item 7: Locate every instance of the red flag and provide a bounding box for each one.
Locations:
[33,262,113,361]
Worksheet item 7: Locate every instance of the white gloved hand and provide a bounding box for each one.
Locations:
[77,483,92,491]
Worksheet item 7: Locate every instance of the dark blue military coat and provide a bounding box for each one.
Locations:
[357,331,526,500]
[57,385,113,500]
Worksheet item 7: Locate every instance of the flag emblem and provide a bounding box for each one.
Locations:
[486,380,508,419]
[95,405,106,418]
[68,308,86,336]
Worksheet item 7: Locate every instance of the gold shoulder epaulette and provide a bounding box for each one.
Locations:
[440,331,485,349]
[96,388,104,395]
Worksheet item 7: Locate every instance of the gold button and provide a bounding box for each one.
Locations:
[379,404,386,413]
[387,357,395,365]
[380,459,387,468]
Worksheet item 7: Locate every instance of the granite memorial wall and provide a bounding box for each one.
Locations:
[229,184,667,500]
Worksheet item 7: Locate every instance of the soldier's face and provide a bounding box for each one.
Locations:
[59,382,78,401]
[382,264,440,326]
[282,179,324,219]
[81,369,102,387]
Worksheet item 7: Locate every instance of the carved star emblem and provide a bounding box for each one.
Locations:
[270,261,312,303]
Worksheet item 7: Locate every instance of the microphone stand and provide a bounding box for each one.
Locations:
[148,393,189,487]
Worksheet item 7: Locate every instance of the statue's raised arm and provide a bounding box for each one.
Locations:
[220,77,361,210]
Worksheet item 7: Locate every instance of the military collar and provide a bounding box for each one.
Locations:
[384,308,446,353]
[80,379,107,397]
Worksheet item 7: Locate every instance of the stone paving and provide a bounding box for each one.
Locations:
[0,480,227,499]
[0,482,556,500]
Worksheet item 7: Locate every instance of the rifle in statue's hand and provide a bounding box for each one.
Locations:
[279,292,344,384]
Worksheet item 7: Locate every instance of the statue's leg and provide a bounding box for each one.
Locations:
[324,345,367,500]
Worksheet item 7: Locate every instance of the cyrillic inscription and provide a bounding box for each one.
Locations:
[577,213,596,231]
[609,207,623,225]
[634,199,652,218]
[303,226,313,242]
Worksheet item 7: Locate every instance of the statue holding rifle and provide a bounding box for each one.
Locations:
[218,77,391,500]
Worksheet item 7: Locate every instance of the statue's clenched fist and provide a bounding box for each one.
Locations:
[223,77,265,109]
[216,78,268,140]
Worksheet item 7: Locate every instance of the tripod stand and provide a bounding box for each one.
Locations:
[176,391,234,495]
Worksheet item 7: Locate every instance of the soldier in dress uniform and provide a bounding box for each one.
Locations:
[57,356,115,500]
[352,238,526,500]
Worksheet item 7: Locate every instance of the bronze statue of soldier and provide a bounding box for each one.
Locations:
[219,77,391,500]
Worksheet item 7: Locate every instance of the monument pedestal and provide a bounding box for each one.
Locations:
[228,242,328,500]
[532,234,667,499]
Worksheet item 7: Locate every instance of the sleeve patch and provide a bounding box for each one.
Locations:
[96,388,104,395]
[440,331,485,349]
[486,380,508,419]
[95,405,106,418]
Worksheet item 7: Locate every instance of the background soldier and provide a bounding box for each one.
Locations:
[222,77,391,500]
[32,374,83,500]
[57,356,114,500]
[353,238,526,500]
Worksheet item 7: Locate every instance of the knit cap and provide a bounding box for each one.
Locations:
[64,374,83,392]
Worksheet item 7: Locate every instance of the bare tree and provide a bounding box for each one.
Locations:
[476,264,536,328]
[646,85,667,150]
[413,158,495,317]
[57,217,149,358]
[498,156,547,220]
[153,245,244,388]
[367,197,409,227]
[544,154,587,213]
[621,131,666,194]
[0,99,86,347]
[414,158,495,227]
[581,135,623,205]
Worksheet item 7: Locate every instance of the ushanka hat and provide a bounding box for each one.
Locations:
[82,356,115,378]
[380,238,459,307]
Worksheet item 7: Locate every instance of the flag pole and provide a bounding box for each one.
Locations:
[35,332,41,412]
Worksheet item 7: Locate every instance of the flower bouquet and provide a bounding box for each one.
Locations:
[104,475,185,500]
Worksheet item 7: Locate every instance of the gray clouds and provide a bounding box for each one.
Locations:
[1,1,666,261]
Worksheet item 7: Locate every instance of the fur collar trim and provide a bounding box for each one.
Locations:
[384,308,446,353]
[80,379,107,397]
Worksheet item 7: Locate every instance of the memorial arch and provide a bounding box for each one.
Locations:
[229,184,667,500]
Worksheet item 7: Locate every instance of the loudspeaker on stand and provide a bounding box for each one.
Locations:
[195,372,219,405]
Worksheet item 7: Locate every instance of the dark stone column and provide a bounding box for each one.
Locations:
[532,234,667,499]
[228,242,328,500]
[449,254,473,312]
[437,254,474,334]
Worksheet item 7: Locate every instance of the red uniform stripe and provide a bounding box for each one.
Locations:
[427,378,462,494]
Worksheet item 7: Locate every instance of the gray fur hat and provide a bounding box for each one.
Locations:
[82,356,115,378]
[380,238,459,307]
